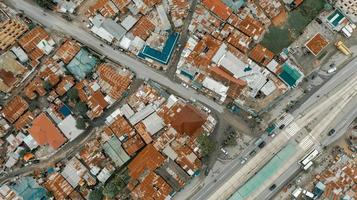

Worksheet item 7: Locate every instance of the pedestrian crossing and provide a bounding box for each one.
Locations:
[275,113,294,128]
[299,134,316,150]
[283,122,300,139]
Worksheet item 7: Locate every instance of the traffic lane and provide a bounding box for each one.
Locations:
[8,0,224,113]
[193,134,279,200]
[255,163,301,200]
[321,96,357,146]
[294,57,357,117]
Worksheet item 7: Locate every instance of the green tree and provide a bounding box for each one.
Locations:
[67,88,79,101]
[197,134,217,157]
[76,118,86,129]
[89,187,103,200]
[42,80,53,92]
[75,101,88,115]
[35,0,53,8]
[103,181,120,198]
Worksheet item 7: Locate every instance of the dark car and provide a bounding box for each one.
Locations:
[328,129,336,136]
[279,124,285,129]
[269,184,277,191]
[315,18,322,24]
[258,141,266,149]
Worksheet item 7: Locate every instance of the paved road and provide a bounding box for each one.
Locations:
[6,0,224,113]
[256,94,357,200]
[191,56,357,200]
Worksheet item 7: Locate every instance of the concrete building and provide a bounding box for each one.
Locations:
[336,0,357,23]
[90,14,126,44]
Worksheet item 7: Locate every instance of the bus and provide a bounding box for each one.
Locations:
[303,161,313,170]
[300,149,319,166]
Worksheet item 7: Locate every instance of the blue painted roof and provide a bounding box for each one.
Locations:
[59,104,71,117]
[138,32,179,65]
[66,48,98,80]
[10,177,47,200]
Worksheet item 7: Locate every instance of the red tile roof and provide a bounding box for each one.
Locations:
[128,144,165,180]
[54,39,81,64]
[305,33,329,56]
[202,0,232,21]
[2,96,28,123]
[28,113,67,149]
[96,63,132,100]
[18,26,51,66]
[238,16,265,40]
[44,173,74,200]
[249,44,274,66]
[131,16,155,40]
[170,104,207,137]
[131,171,172,200]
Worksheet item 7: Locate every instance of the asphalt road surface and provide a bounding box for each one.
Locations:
[191,56,357,200]
[6,0,224,113]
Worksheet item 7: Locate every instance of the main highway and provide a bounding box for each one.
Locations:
[191,56,357,200]
[5,1,357,200]
[5,0,224,113]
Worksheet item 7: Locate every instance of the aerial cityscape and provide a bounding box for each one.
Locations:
[0,0,356,199]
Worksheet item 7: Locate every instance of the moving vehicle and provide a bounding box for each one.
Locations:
[269,184,277,191]
[328,129,336,136]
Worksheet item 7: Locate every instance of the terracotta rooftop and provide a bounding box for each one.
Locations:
[249,44,274,66]
[18,26,51,66]
[122,134,145,156]
[111,0,131,13]
[135,122,153,144]
[54,39,81,64]
[131,171,172,200]
[86,0,119,17]
[305,33,329,56]
[96,63,132,100]
[238,16,265,40]
[131,16,155,40]
[202,0,232,21]
[143,0,161,7]
[174,145,201,174]
[2,96,28,123]
[44,172,74,200]
[55,76,75,96]
[170,104,207,137]
[14,111,34,131]
[128,144,165,180]
[187,34,221,69]
[0,19,28,51]
[108,115,133,138]
[24,77,47,100]
[28,113,67,149]
[226,28,252,53]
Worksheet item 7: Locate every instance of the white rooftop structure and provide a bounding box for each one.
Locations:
[156,4,171,30]
[61,157,87,187]
[129,104,156,125]
[163,145,178,160]
[202,77,228,102]
[119,36,131,50]
[23,135,39,150]
[58,115,84,141]
[90,14,126,43]
[97,166,114,183]
[166,95,178,108]
[10,46,28,63]
[120,104,134,119]
[37,39,55,55]
[260,80,277,96]
[142,112,164,135]
[121,15,138,30]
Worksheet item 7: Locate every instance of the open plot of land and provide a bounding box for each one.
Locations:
[260,0,327,54]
